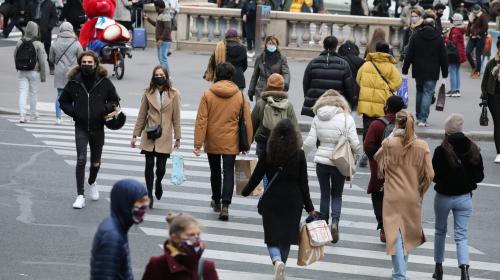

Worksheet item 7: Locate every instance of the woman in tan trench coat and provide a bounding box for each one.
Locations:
[131,66,181,209]
[375,110,434,280]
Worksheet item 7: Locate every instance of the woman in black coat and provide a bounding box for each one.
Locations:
[431,114,484,280]
[242,119,315,279]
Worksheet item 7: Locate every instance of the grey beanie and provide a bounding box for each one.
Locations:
[444,113,464,134]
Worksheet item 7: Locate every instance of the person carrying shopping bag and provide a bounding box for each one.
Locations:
[132,65,181,209]
[302,89,361,244]
[242,119,315,280]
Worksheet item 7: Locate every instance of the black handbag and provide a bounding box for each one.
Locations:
[257,167,283,215]
[146,91,164,140]
[480,102,489,126]
[238,92,250,152]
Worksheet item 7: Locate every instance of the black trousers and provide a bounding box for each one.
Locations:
[2,14,24,37]
[488,94,500,153]
[75,127,104,195]
[245,17,255,51]
[207,154,236,206]
[144,153,169,195]
[362,115,377,141]
[371,190,384,230]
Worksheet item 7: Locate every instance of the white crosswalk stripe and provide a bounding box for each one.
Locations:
[4,115,500,280]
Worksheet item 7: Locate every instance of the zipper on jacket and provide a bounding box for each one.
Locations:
[75,77,105,132]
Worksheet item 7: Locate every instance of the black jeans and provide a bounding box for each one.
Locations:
[207,154,236,206]
[144,153,168,194]
[488,94,500,153]
[75,127,104,195]
[371,190,384,230]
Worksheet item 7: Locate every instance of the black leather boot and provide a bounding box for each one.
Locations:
[147,185,154,209]
[155,179,163,200]
[432,263,443,280]
[460,265,470,280]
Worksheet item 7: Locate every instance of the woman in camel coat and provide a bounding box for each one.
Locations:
[375,110,434,280]
[132,66,181,208]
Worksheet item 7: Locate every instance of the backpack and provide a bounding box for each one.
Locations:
[262,102,287,131]
[15,39,37,71]
[446,39,459,64]
[378,117,395,140]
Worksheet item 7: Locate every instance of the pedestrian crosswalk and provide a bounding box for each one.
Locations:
[4,114,500,280]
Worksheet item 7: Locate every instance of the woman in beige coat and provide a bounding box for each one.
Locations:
[131,66,181,208]
[375,110,434,280]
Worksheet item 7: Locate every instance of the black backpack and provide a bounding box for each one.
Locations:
[378,117,395,140]
[15,39,37,71]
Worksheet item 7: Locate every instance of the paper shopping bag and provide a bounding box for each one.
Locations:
[235,158,263,196]
[297,223,324,266]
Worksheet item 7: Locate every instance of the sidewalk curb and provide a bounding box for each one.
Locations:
[1,107,493,141]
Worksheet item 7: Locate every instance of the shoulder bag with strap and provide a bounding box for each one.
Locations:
[330,113,356,186]
[146,90,164,140]
[55,40,76,65]
[370,61,393,93]
[257,166,283,215]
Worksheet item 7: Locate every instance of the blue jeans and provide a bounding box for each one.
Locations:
[448,64,460,92]
[267,244,291,263]
[466,35,487,73]
[316,163,345,224]
[415,79,436,123]
[391,231,409,280]
[56,88,63,118]
[157,41,171,72]
[434,192,472,266]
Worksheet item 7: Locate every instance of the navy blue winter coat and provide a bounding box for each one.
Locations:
[90,179,148,280]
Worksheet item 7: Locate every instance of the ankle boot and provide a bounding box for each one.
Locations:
[460,265,470,280]
[155,179,163,200]
[432,263,443,280]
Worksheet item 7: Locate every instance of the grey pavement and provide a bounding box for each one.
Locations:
[0,34,495,141]
[0,114,499,280]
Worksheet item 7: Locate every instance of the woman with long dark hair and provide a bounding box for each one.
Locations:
[364,27,387,58]
[242,119,315,280]
[131,66,181,208]
[431,114,484,280]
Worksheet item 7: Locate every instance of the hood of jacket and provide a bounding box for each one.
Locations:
[418,25,441,41]
[366,52,397,64]
[226,40,246,61]
[209,80,240,98]
[67,64,108,80]
[312,89,349,115]
[316,105,344,121]
[58,22,76,38]
[24,21,39,41]
[110,179,148,231]
[262,91,289,110]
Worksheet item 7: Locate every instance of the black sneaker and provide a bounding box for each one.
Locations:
[210,200,221,212]
[219,206,229,221]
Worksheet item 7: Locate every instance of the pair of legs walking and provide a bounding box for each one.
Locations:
[448,63,461,95]
[144,152,169,208]
[208,154,235,219]
[392,230,409,280]
[466,35,486,76]
[267,243,290,280]
[18,70,40,121]
[415,79,437,124]
[487,95,500,159]
[157,41,171,72]
[316,163,345,242]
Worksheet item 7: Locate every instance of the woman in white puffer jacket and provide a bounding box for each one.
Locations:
[303,89,361,243]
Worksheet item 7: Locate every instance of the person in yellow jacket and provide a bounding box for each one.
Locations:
[288,0,313,12]
[357,41,402,141]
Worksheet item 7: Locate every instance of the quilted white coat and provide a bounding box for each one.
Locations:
[303,106,361,166]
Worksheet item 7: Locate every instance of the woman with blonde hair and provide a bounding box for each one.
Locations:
[375,110,434,279]
[131,66,181,209]
[303,89,361,243]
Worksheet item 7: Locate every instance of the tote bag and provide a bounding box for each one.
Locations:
[330,113,356,177]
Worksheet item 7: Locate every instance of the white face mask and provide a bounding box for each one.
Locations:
[266,45,277,53]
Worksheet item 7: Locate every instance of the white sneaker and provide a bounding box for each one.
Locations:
[72,195,86,209]
[19,116,26,123]
[417,122,426,127]
[495,154,500,163]
[56,118,62,125]
[90,182,99,201]
[451,91,461,97]
[273,261,285,280]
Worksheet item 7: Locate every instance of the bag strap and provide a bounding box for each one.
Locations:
[370,61,391,91]
[198,258,205,280]
[261,166,283,197]
[55,40,76,65]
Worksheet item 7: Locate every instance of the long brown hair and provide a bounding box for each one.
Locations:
[395,110,416,150]
[146,66,172,97]
[366,28,387,54]
[266,119,300,168]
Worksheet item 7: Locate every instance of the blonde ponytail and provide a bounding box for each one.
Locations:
[395,110,416,150]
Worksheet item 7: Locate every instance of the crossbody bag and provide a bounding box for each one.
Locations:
[146,91,164,140]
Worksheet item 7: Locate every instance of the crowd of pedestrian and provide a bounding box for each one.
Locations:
[2,1,496,279]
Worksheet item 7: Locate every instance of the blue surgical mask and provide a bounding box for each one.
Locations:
[266,45,277,53]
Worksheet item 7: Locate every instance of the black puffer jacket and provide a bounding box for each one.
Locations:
[59,65,120,131]
[226,40,248,89]
[91,179,148,280]
[432,133,484,196]
[302,51,355,117]
[402,24,448,80]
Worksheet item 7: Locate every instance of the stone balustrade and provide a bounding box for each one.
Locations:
[144,4,497,59]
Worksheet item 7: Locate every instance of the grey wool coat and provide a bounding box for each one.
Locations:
[49,23,83,89]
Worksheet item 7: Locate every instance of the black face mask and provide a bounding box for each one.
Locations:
[436,13,443,18]
[81,64,95,76]
[410,1,417,5]
[153,76,167,86]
